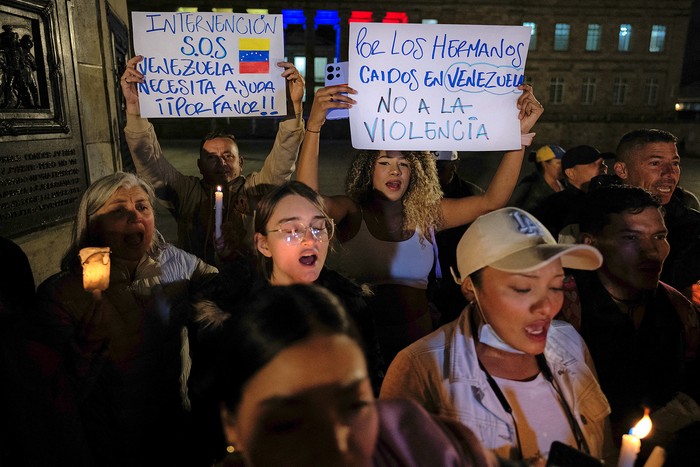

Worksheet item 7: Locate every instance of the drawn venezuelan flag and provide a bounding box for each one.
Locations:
[238,38,270,74]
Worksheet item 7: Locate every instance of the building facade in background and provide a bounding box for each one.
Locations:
[132,0,697,152]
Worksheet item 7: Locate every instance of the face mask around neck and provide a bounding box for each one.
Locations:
[472,286,526,355]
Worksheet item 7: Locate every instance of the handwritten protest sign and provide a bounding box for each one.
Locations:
[131,12,286,118]
[348,23,530,151]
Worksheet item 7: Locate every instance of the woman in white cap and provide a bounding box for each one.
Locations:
[380,207,615,465]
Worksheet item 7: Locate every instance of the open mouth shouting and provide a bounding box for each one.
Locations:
[299,254,318,267]
[386,180,403,191]
[652,180,677,199]
[124,231,145,247]
[638,260,663,276]
[524,320,550,343]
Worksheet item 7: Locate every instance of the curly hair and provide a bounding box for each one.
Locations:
[344,150,443,242]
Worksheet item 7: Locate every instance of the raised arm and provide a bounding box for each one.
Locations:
[296,85,356,190]
[120,55,186,198]
[295,85,357,223]
[440,85,544,230]
[246,62,306,191]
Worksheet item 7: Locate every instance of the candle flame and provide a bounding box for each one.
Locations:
[630,408,652,439]
[216,185,222,192]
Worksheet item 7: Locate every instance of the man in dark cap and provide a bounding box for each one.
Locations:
[531,145,607,237]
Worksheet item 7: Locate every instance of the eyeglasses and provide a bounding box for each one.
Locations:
[266,219,335,244]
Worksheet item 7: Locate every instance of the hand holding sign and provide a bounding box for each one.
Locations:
[348,22,532,151]
[131,12,287,118]
[516,84,544,134]
[279,61,305,115]
[121,55,145,115]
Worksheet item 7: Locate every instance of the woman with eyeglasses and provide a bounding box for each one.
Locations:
[250,181,382,387]
[188,182,383,465]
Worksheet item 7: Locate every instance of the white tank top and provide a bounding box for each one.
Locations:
[493,373,577,460]
[330,217,434,289]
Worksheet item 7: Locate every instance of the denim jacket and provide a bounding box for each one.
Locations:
[380,304,613,461]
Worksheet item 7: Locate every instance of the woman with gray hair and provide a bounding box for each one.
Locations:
[33,172,218,466]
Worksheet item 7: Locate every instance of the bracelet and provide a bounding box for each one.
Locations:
[306,128,321,134]
[521,132,535,147]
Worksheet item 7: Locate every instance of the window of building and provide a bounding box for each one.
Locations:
[586,24,601,51]
[554,23,570,51]
[246,9,268,14]
[314,57,328,83]
[383,12,408,23]
[523,22,537,50]
[618,24,632,51]
[645,78,659,105]
[349,11,373,23]
[177,7,197,12]
[315,10,341,62]
[549,77,564,104]
[613,78,628,105]
[282,10,306,84]
[293,56,306,79]
[649,25,666,52]
[212,8,233,13]
[581,78,597,105]
[422,19,438,24]
[282,9,306,28]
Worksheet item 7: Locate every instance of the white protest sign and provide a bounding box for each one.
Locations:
[131,12,286,118]
[348,23,530,151]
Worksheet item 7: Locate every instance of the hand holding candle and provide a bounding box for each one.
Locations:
[691,281,700,306]
[215,185,223,239]
[80,247,111,300]
[618,408,652,467]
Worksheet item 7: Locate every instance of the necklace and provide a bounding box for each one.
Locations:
[606,290,645,328]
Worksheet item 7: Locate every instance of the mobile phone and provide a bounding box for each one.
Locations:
[324,61,349,120]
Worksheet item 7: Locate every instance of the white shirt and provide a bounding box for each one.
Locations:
[493,373,577,459]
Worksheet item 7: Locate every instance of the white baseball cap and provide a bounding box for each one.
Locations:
[451,207,602,284]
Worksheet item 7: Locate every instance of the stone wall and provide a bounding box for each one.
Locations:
[4,0,129,286]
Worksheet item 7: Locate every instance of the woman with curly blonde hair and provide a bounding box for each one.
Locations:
[297,84,543,368]
[345,149,443,243]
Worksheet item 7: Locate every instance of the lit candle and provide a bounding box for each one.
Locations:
[618,409,652,467]
[79,247,111,300]
[214,185,223,239]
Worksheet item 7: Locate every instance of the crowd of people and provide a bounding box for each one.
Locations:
[1,54,699,467]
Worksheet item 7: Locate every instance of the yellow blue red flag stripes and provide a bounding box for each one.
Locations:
[239,38,270,73]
